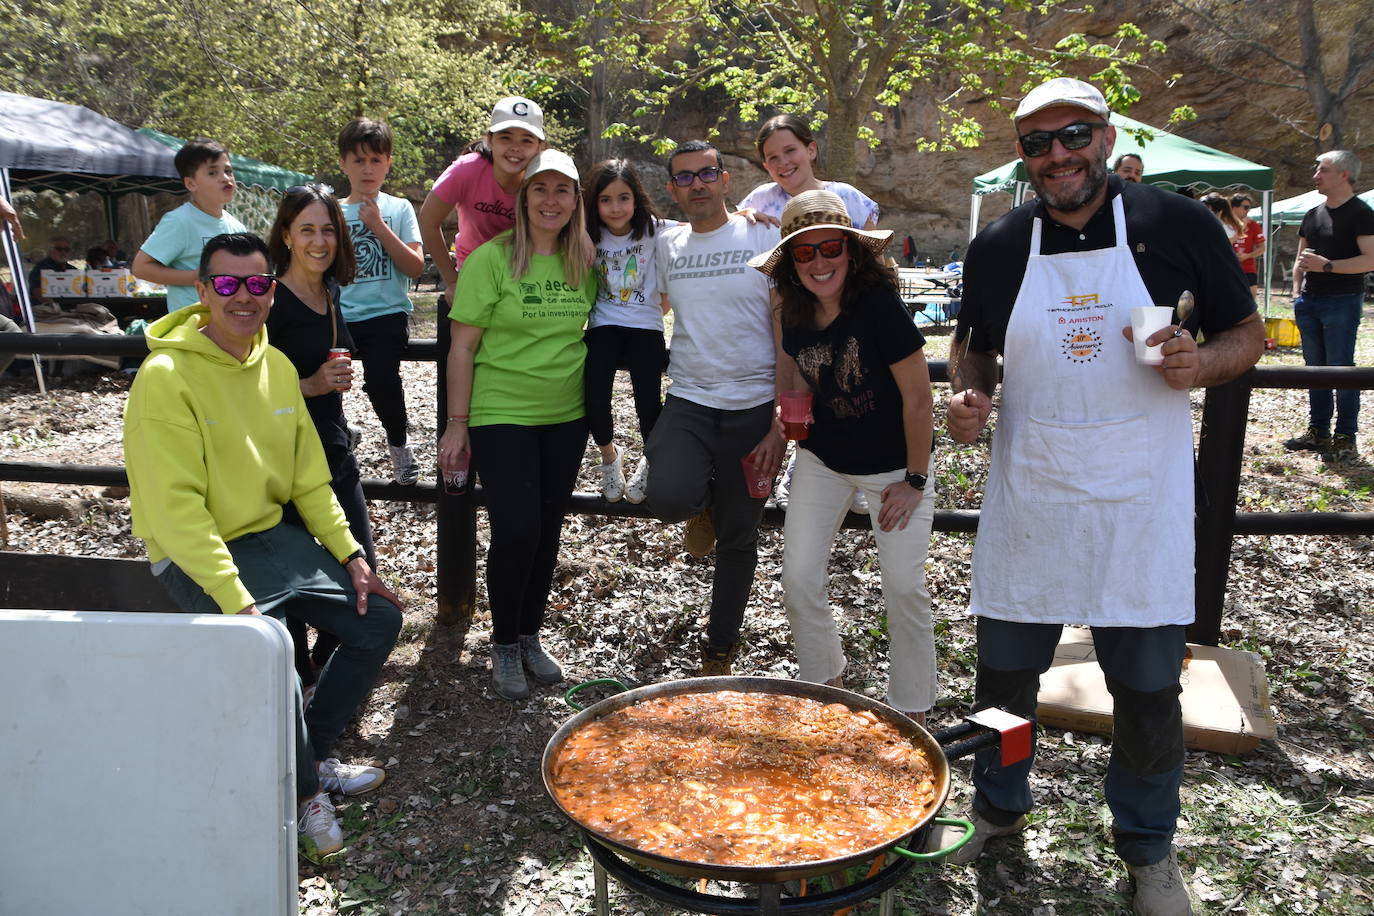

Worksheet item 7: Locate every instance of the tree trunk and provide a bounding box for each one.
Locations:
[822,104,861,185]
[586,3,608,164]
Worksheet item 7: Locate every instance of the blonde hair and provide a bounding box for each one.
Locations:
[506,176,591,288]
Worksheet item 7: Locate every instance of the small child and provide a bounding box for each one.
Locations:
[132,138,246,311]
[583,160,672,504]
[336,118,426,485]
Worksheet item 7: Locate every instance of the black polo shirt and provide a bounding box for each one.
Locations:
[960,175,1256,354]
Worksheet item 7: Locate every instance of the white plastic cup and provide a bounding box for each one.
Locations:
[1130,306,1174,366]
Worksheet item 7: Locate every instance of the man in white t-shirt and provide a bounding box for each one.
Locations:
[648,140,785,675]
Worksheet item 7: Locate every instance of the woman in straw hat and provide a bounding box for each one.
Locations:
[750,189,938,724]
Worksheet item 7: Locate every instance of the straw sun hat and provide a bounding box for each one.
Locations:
[748,189,893,278]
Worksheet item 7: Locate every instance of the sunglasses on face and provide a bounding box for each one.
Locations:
[670,166,722,187]
[1017,121,1107,158]
[206,274,275,297]
[790,237,846,263]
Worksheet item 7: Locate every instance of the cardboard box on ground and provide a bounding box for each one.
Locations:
[1036,627,1277,754]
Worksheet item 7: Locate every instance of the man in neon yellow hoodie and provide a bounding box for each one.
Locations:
[123,232,402,856]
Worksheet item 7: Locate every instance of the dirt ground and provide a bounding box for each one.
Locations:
[1,310,1372,914]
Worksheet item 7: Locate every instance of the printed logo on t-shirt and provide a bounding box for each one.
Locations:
[796,336,874,419]
[519,279,588,319]
[665,247,756,282]
[597,242,648,304]
[347,218,395,283]
[474,200,515,220]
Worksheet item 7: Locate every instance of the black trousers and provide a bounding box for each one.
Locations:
[470,418,588,644]
[582,324,666,448]
[347,311,410,446]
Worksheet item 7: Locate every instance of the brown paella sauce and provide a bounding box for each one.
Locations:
[550,691,938,866]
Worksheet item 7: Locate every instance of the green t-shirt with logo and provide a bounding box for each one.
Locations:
[449,238,594,427]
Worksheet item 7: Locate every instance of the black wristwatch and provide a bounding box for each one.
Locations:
[345,549,366,564]
[905,471,928,490]
[1322,260,1334,273]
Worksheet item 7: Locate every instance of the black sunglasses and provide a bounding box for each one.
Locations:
[1017,121,1108,158]
[206,274,275,297]
[790,237,846,263]
[670,166,722,187]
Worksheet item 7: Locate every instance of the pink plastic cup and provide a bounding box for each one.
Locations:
[441,449,470,496]
[779,391,814,441]
[740,454,772,500]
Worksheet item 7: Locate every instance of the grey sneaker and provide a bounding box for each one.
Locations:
[925,811,1027,865]
[519,633,564,685]
[1284,427,1331,451]
[490,642,529,700]
[298,792,343,856]
[317,757,385,796]
[1324,433,1359,461]
[345,423,363,452]
[1128,846,1193,915]
[389,442,420,486]
[624,456,650,505]
[598,445,626,502]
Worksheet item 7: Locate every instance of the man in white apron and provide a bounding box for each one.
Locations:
[934,78,1264,915]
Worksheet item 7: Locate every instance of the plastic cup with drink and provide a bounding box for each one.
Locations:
[327,347,352,391]
[740,452,772,500]
[779,391,814,441]
[1129,306,1174,366]
[442,448,470,496]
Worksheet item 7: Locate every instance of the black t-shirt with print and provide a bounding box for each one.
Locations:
[781,286,925,475]
[265,281,355,450]
[959,175,1256,354]
[1299,196,1374,297]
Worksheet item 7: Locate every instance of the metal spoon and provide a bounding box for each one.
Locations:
[1172,290,1195,337]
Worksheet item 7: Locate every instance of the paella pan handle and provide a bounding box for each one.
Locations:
[563,678,631,711]
[935,709,1034,766]
[888,817,975,861]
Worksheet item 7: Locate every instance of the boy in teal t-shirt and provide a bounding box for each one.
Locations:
[132,138,247,311]
[337,118,426,485]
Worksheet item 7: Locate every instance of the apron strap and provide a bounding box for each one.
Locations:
[1030,217,1043,257]
[1111,195,1129,251]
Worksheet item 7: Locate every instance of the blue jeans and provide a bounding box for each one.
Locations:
[155,521,402,800]
[970,618,1186,866]
[1293,293,1363,436]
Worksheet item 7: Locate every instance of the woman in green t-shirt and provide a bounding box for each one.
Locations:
[438,149,596,701]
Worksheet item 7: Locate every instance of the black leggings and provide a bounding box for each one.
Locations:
[470,418,588,644]
[583,324,666,448]
[347,311,410,447]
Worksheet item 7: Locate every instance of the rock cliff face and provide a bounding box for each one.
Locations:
[644,1,1372,263]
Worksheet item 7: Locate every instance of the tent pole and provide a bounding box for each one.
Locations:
[0,167,45,394]
[106,191,119,245]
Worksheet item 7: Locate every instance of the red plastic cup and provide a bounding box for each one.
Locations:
[779,391,814,441]
[442,449,470,496]
[740,454,772,500]
[328,347,351,392]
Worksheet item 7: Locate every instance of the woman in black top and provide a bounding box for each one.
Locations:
[750,190,938,724]
[266,184,373,685]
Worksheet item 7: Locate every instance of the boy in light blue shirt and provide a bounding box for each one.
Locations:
[337,118,425,484]
[132,139,247,311]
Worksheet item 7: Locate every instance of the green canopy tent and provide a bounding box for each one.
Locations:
[136,127,312,193]
[970,112,1277,307]
[1249,188,1374,226]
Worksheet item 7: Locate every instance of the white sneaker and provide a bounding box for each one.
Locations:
[298,792,344,856]
[345,423,363,452]
[624,456,650,504]
[598,445,626,502]
[317,757,386,796]
[850,489,869,513]
[388,442,419,486]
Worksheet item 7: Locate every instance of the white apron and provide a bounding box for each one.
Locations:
[970,197,1195,627]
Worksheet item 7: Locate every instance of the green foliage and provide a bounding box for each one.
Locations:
[525,0,1173,182]
[0,0,532,187]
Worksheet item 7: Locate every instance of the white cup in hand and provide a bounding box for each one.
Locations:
[1129,306,1174,366]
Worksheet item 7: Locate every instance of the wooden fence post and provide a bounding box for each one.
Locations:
[434,305,476,628]
[1191,372,1254,646]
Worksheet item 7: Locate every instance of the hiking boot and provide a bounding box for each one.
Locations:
[317,757,386,796]
[925,811,1027,865]
[490,642,529,700]
[1324,433,1359,462]
[598,445,626,502]
[519,633,564,685]
[684,508,715,558]
[698,642,735,677]
[624,456,650,505]
[1128,846,1193,915]
[298,792,344,856]
[1284,427,1331,452]
[389,442,420,486]
[345,422,363,452]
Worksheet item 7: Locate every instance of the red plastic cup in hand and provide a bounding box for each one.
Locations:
[740,454,772,500]
[779,391,814,441]
[328,348,351,392]
[442,449,470,496]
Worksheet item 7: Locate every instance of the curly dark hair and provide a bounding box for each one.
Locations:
[773,234,898,329]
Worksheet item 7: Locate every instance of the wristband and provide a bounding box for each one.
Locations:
[345,549,365,564]
[447,414,469,422]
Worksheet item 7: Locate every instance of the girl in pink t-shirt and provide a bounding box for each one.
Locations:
[419,97,547,295]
